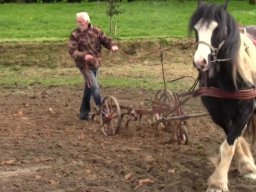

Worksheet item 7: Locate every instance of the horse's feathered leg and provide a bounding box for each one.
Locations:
[207,139,237,192]
[234,136,256,179]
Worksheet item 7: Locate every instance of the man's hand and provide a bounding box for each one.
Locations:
[84,54,94,61]
[111,45,118,52]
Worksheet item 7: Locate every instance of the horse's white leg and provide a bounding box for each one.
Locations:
[234,136,256,179]
[207,139,237,192]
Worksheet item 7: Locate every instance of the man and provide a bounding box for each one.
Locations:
[68,12,118,120]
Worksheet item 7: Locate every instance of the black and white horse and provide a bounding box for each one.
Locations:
[189,0,256,191]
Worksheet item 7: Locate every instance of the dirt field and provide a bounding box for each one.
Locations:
[0,85,256,192]
[1,40,256,192]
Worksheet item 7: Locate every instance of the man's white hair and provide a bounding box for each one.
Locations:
[76,12,90,23]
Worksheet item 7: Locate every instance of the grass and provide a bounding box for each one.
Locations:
[0,66,81,87]
[0,1,255,41]
[0,1,255,90]
[0,62,196,91]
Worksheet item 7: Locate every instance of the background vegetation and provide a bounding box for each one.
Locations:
[0,1,255,41]
[0,1,255,89]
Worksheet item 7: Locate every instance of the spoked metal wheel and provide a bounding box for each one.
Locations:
[100,96,121,136]
[154,89,189,144]
[177,124,189,145]
[153,89,176,136]
[154,88,176,125]
[154,89,175,106]
[139,113,154,128]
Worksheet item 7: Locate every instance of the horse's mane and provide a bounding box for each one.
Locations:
[189,3,256,87]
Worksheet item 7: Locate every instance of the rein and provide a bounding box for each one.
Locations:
[116,46,173,62]
[115,40,193,62]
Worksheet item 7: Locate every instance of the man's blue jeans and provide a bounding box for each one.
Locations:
[80,69,101,119]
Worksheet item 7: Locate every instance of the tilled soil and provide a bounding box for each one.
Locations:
[1,86,256,192]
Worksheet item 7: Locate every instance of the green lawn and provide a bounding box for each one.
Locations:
[0,1,255,89]
[0,1,255,41]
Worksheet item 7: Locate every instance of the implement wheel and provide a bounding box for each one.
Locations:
[154,89,175,106]
[100,96,121,136]
[177,124,189,145]
[153,89,176,135]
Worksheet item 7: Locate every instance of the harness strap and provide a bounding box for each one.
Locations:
[197,41,217,52]
[196,40,231,63]
[196,87,256,100]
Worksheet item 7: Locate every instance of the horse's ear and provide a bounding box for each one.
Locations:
[198,0,203,7]
[223,0,229,10]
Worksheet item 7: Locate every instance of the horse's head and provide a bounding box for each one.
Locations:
[189,0,235,73]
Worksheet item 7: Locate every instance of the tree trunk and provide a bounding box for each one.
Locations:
[114,21,117,36]
[109,16,112,34]
[249,0,256,5]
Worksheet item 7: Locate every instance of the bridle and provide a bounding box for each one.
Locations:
[196,40,232,64]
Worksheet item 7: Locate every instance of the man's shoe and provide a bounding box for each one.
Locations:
[93,106,101,115]
[80,113,91,121]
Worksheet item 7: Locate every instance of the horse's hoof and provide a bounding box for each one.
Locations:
[244,172,256,180]
[239,161,256,178]
[206,187,229,192]
[206,184,229,192]
[206,189,223,192]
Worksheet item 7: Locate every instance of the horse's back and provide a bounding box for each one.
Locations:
[244,26,256,43]
[237,30,256,85]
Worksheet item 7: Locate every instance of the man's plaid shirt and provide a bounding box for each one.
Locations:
[68,25,114,70]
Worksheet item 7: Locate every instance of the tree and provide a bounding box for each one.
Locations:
[249,0,256,5]
[106,0,123,34]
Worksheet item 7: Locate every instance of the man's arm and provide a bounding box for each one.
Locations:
[97,28,117,50]
[68,32,87,68]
